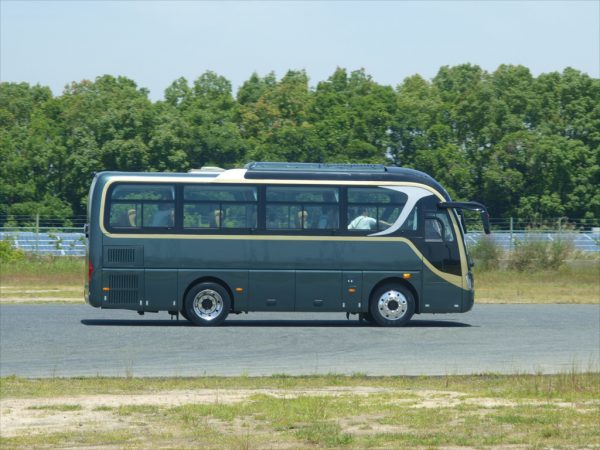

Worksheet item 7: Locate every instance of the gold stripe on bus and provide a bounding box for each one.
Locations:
[100,232,464,289]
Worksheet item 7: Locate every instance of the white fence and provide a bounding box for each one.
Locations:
[2,228,599,257]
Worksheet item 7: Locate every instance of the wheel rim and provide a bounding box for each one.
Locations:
[377,290,408,320]
[192,289,223,321]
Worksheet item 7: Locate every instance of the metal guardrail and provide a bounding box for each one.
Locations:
[1,228,599,256]
[0,231,87,256]
[464,231,600,253]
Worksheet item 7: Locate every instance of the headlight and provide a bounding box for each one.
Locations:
[466,273,473,290]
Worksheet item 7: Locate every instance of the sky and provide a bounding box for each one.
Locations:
[1,1,598,101]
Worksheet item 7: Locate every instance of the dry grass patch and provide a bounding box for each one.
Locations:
[474,265,600,303]
[1,373,598,448]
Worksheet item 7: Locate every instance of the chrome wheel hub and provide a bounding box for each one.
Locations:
[192,289,223,321]
[377,290,408,320]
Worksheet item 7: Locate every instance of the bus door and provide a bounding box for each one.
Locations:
[420,205,463,313]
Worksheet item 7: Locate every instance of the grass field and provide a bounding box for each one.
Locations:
[475,265,599,304]
[0,257,84,302]
[1,373,598,448]
[1,257,598,304]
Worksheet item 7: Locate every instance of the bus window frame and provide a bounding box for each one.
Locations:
[104,181,427,238]
[182,184,259,232]
[105,182,177,234]
[264,184,341,234]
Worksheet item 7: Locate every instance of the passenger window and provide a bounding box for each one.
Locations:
[184,185,257,202]
[109,184,174,230]
[183,185,257,230]
[347,187,407,233]
[109,203,140,228]
[145,203,174,228]
[266,186,339,231]
[112,185,174,201]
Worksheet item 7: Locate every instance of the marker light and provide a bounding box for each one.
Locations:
[402,273,412,279]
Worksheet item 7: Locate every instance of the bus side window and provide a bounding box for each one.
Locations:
[265,186,340,231]
[425,218,444,241]
[425,213,455,242]
[147,203,175,228]
[110,204,140,228]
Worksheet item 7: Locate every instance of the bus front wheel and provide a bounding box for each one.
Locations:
[184,282,231,326]
[369,284,415,327]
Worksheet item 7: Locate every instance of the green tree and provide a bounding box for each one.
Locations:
[311,68,395,163]
[57,75,156,214]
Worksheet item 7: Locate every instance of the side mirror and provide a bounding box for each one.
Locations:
[438,201,491,235]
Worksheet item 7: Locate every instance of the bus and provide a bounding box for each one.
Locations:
[85,162,490,327]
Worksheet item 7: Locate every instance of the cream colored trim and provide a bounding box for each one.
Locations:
[448,210,467,280]
[98,174,444,188]
[98,177,445,235]
[100,232,463,289]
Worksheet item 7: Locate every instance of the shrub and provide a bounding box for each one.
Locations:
[509,237,574,272]
[547,238,575,268]
[470,236,501,271]
[0,239,25,264]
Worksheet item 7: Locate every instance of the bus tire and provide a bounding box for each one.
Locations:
[369,284,414,327]
[180,309,190,321]
[359,312,375,324]
[184,282,230,326]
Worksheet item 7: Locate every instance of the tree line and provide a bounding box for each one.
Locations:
[1,64,598,224]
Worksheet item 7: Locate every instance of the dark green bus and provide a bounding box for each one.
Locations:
[85,162,490,327]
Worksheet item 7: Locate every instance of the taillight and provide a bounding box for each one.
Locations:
[88,260,93,283]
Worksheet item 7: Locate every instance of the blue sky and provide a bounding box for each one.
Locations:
[1,1,598,101]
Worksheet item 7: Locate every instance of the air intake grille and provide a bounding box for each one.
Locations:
[107,273,140,306]
[103,246,142,267]
[107,248,136,264]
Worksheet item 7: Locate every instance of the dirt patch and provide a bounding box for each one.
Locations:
[0,297,83,303]
[1,288,82,293]
[0,286,82,303]
[0,387,386,437]
[2,388,596,438]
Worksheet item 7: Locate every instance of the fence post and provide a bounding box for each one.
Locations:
[509,217,514,252]
[35,213,40,253]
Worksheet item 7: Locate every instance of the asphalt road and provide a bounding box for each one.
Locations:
[0,304,598,378]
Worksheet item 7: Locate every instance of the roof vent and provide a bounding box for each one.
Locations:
[188,166,225,173]
[245,162,386,173]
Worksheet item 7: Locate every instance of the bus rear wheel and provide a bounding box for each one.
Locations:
[369,284,415,327]
[184,282,230,326]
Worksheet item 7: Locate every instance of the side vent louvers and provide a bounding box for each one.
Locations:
[107,273,140,306]
[107,248,136,264]
[103,246,143,267]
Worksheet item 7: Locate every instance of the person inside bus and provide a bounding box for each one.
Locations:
[114,208,137,227]
[212,209,222,228]
[318,207,338,229]
[151,203,174,227]
[348,209,376,229]
[296,210,308,229]
[348,208,393,230]
[127,208,137,227]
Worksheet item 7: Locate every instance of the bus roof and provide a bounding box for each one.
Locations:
[243,162,451,200]
[93,163,452,200]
